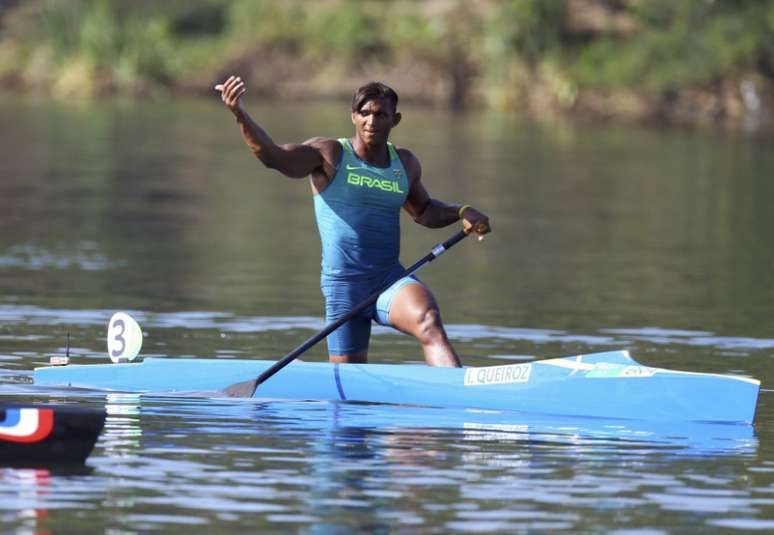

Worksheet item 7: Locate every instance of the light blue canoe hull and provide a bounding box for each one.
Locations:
[34,350,760,424]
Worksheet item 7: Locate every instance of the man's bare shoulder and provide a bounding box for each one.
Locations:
[302,137,339,162]
[303,136,337,150]
[395,146,421,177]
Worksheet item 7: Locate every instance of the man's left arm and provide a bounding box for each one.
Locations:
[400,149,491,239]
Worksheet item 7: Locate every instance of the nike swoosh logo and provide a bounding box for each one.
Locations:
[345,164,369,171]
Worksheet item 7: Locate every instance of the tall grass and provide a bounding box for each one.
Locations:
[0,0,771,115]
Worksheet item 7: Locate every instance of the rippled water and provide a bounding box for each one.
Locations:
[1,96,773,533]
[1,388,769,533]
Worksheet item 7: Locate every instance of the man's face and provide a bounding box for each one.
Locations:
[351,98,401,146]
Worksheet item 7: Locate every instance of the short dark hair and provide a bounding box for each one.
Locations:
[352,82,399,112]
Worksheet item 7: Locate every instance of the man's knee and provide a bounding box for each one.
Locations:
[416,306,444,339]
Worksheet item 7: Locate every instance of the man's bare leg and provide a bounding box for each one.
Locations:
[388,283,462,367]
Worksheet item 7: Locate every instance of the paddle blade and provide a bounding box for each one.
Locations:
[222,379,258,398]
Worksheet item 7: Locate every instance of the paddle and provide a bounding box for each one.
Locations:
[222,229,470,397]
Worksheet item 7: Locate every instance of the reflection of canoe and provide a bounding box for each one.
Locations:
[260,401,759,457]
[130,397,757,458]
[34,350,759,424]
[0,404,105,466]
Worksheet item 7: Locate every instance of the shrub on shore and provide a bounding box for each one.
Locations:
[0,0,771,126]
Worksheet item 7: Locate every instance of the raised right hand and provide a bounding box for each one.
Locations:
[214,75,246,112]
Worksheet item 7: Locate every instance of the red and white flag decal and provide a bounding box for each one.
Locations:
[0,408,54,443]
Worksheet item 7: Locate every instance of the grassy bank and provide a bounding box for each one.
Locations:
[1,0,772,127]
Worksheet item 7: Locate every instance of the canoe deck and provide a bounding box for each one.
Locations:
[33,350,760,424]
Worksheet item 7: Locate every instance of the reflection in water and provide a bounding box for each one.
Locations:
[0,389,765,533]
[98,393,143,523]
[243,399,758,533]
[103,393,143,456]
[0,468,52,533]
[0,459,96,532]
[1,96,773,532]
[0,242,126,271]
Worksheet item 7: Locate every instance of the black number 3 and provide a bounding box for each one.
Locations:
[111,319,126,357]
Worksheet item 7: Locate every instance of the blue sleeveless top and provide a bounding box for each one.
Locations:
[313,138,410,280]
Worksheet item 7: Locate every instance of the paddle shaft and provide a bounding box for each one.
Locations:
[251,230,468,391]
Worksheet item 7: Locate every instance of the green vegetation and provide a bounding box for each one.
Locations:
[574,1,772,89]
[1,0,772,124]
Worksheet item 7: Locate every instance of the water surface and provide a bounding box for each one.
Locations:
[1,96,772,533]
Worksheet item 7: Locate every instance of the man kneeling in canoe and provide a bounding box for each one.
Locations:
[216,77,490,367]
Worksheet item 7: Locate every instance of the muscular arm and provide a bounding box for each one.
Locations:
[405,183,462,228]
[231,108,324,178]
[400,148,491,236]
[216,75,335,180]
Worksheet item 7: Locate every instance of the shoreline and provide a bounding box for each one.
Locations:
[2,1,771,131]
[3,71,770,134]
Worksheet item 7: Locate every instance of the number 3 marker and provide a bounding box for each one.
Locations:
[107,312,143,363]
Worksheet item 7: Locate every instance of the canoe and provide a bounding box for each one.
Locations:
[34,350,759,424]
[1,404,105,466]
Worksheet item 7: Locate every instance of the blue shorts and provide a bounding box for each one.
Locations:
[320,267,423,355]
